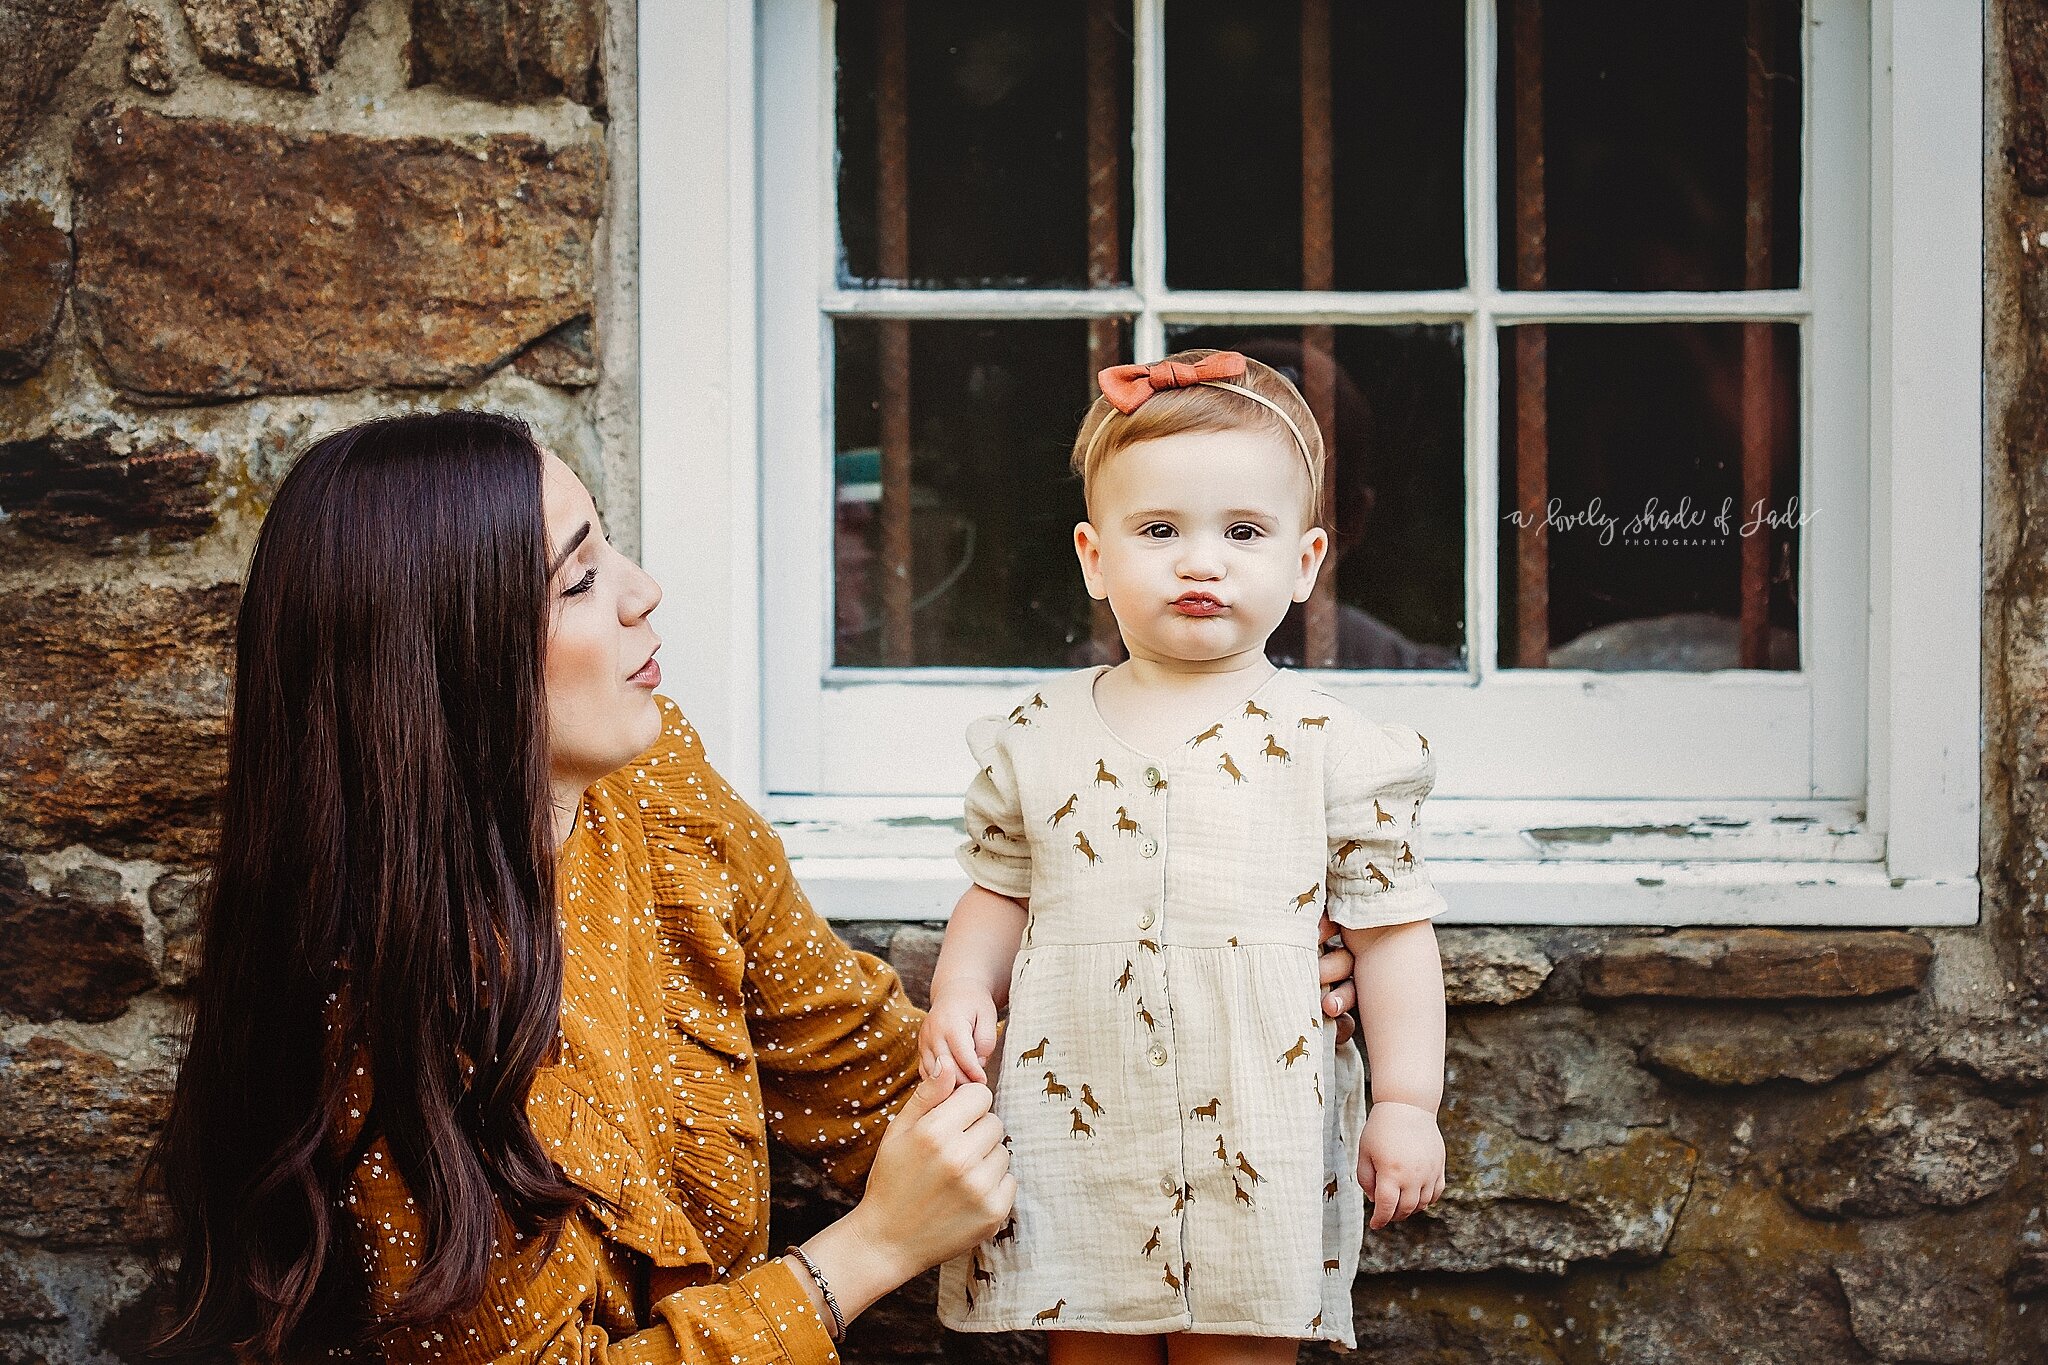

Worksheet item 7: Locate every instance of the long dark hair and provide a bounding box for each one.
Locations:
[145,411,584,1356]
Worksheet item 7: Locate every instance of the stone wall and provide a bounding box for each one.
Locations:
[0,5,2044,1365]
[0,0,634,1355]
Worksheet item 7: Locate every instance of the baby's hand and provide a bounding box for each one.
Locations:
[1358,1100,1446,1230]
[921,988,999,1085]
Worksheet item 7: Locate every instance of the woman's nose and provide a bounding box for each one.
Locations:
[623,560,663,621]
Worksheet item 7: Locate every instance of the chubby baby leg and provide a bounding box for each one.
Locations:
[1047,1331,1168,1365]
[1163,1333,1300,1365]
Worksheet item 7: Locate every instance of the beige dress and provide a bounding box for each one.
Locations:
[934,665,1447,1346]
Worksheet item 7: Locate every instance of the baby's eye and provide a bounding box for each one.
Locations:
[1140,523,1177,539]
[1227,523,1264,542]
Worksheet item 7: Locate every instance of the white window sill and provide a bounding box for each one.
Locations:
[768,797,1981,926]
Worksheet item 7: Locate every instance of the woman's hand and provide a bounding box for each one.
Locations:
[1358,1099,1446,1229]
[1316,912,1359,1044]
[791,1055,1015,1325]
[921,987,1000,1084]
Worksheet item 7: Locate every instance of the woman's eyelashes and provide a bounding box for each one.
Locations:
[562,566,598,597]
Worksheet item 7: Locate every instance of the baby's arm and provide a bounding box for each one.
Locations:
[1344,919,1447,1230]
[1321,713,1451,1228]
[922,884,1028,1083]
[1341,919,1445,1115]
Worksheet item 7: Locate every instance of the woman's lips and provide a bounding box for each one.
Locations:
[628,654,662,687]
[1172,594,1227,618]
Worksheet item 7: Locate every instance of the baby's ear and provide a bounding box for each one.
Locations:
[1294,525,1331,602]
[1073,521,1108,601]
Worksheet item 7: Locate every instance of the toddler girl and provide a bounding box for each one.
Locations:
[923,349,1449,1361]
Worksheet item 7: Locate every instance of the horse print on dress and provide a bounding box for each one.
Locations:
[1094,759,1121,788]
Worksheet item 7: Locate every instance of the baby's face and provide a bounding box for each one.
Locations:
[1075,428,1328,667]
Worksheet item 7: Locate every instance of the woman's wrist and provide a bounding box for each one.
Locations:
[786,1204,921,1328]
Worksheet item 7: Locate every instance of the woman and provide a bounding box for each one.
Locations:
[143,411,1361,1361]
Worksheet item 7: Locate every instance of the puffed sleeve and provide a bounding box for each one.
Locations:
[1323,713,1449,930]
[954,712,1031,899]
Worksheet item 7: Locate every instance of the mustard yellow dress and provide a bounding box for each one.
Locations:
[326,695,925,1363]
[935,666,1446,1348]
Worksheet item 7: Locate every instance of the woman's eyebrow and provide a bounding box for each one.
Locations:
[549,521,591,575]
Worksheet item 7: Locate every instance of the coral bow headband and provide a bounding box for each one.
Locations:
[1090,350,1318,478]
[1098,354,1250,414]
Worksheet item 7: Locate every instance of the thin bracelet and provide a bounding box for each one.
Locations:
[783,1244,846,1341]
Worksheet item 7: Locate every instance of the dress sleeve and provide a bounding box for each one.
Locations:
[954,712,1031,899]
[343,1134,839,1365]
[1323,714,1449,931]
[627,698,926,1194]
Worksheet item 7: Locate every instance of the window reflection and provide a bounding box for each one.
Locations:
[1498,322,1802,670]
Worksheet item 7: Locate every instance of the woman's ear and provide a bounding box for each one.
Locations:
[1074,521,1108,601]
[1293,526,1331,603]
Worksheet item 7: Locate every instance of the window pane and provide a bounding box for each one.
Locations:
[1165,325,1467,670]
[1165,0,1466,291]
[1496,0,1803,291]
[1497,322,1802,670]
[836,0,1133,288]
[834,319,1124,667]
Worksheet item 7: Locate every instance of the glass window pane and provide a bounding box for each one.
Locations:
[1497,0,1803,291]
[1165,0,1466,291]
[836,0,1133,288]
[1165,325,1468,670]
[833,319,1127,666]
[1497,322,1802,670]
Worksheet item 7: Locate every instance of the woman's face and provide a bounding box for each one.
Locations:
[541,450,665,793]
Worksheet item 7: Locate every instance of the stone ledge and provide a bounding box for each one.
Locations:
[1580,928,1933,1001]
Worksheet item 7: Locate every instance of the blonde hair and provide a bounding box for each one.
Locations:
[1069,348,1327,525]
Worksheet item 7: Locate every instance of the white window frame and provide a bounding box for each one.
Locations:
[637,0,1981,926]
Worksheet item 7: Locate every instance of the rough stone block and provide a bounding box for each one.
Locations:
[173,0,359,89]
[0,1033,175,1244]
[1356,1121,1697,1275]
[513,315,598,388]
[71,106,603,399]
[1639,1019,1898,1087]
[409,0,604,106]
[1834,1254,2002,1364]
[0,857,156,1022]
[888,925,943,1009]
[0,579,236,863]
[1916,1018,2048,1092]
[147,868,204,990]
[0,200,72,382]
[1781,1095,2023,1217]
[0,425,213,544]
[1440,927,1554,1006]
[123,4,178,93]
[1580,1252,1866,1365]
[1580,928,1932,1000]
[0,0,117,163]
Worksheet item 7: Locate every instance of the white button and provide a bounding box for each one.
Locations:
[1139,838,1159,858]
[1138,907,1156,930]
[1148,1043,1168,1067]
[1159,1173,1177,1197]
[1144,766,1163,786]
